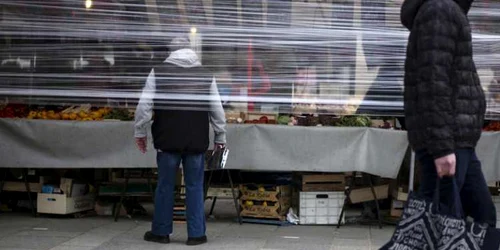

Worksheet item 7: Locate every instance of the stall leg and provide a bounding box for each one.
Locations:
[0,169,6,196]
[368,174,382,229]
[209,197,217,217]
[115,170,130,222]
[338,172,356,228]
[204,170,214,201]
[147,169,154,202]
[22,169,36,217]
[227,170,241,225]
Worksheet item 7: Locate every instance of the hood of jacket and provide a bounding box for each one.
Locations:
[401,0,474,30]
[164,48,202,68]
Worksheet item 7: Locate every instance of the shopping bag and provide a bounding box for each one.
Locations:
[380,178,500,250]
[206,147,229,170]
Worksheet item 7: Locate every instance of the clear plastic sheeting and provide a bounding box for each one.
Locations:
[0,0,499,118]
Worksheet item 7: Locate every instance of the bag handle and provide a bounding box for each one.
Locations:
[433,177,463,217]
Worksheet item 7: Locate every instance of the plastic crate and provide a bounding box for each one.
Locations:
[493,196,500,228]
[299,191,345,225]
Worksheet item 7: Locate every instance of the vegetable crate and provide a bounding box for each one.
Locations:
[239,184,292,221]
[239,184,291,202]
[299,192,345,225]
[240,198,291,221]
[301,174,345,192]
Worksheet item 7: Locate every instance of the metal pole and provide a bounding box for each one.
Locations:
[409,150,416,192]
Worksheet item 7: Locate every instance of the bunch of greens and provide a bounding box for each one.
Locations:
[103,109,133,121]
[336,116,371,127]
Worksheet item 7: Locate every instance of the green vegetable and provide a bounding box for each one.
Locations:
[103,109,133,121]
[336,116,371,127]
[277,116,291,125]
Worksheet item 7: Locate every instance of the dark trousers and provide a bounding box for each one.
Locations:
[152,152,206,237]
[417,148,496,227]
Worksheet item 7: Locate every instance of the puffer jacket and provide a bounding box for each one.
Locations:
[401,0,486,159]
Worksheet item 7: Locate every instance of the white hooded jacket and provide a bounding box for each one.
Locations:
[134,49,227,144]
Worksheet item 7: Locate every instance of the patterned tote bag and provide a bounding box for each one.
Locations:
[380,178,500,250]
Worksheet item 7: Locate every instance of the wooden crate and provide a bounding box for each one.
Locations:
[240,198,290,221]
[390,200,405,218]
[349,184,389,204]
[2,182,42,193]
[239,184,291,202]
[302,174,345,192]
[392,188,409,202]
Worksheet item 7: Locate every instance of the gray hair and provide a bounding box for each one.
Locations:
[168,37,191,52]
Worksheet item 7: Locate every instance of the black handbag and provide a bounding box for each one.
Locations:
[206,147,229,170]
[380,178,500,250]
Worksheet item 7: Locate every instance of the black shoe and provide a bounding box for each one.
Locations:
[186,236,207,246]
[144,231,170,244]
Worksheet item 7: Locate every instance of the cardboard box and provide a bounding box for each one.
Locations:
[348,185,389,204]
[392,188,409,202]
[60,178,73,197]
[391,200,405,218]
[70,183,88,197]
[302,174,345,192]
[37,193,95,215]
[60,178,88,197]
[207,187,239,198]
[2,182,42,193]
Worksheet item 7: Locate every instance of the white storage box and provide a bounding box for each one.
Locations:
[299,192,345,225]
[37,193,95,215]
[493,196,500,229]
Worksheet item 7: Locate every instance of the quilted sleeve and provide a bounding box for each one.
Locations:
[414,9,459,159]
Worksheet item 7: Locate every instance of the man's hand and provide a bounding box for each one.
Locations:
[214,143,225,150]
[435,153,456,178]
[135,137,147,153]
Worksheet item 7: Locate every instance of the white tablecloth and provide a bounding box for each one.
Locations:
[0,119,409,178]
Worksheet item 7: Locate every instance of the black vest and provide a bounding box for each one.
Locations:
[152,63,212,153]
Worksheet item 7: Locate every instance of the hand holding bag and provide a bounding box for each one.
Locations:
[206,146,229,170]
[380,178,500,250]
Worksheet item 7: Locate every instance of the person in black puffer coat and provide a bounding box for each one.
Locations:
[401,0,495,226]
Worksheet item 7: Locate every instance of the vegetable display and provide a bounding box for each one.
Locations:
[0,104,28,118]
[484,121,500,131]
[336,116,372,127]
[103,109,133,121]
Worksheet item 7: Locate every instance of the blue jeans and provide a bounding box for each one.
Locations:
[417,149,496,227]
[152,152,206,238]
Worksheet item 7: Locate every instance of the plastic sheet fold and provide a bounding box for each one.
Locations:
[0,0,499,118]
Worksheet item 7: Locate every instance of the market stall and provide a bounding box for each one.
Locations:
[0,118,499,181]
[0,118,407,178]
[0,0,499,225]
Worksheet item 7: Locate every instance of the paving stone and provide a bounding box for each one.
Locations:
[218,223,278,238]
[61,230,122,247]
[93,241,163,250]
[0,211,396,249]
[0,248,38,250]
[49,246,94,250]
[0,235,71,250]
[95,220,141,232]
[331,238,371,250]
[15,229,83,238]
[275,225,336,238]
[264,235,333,250]
[333,226,371,239]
